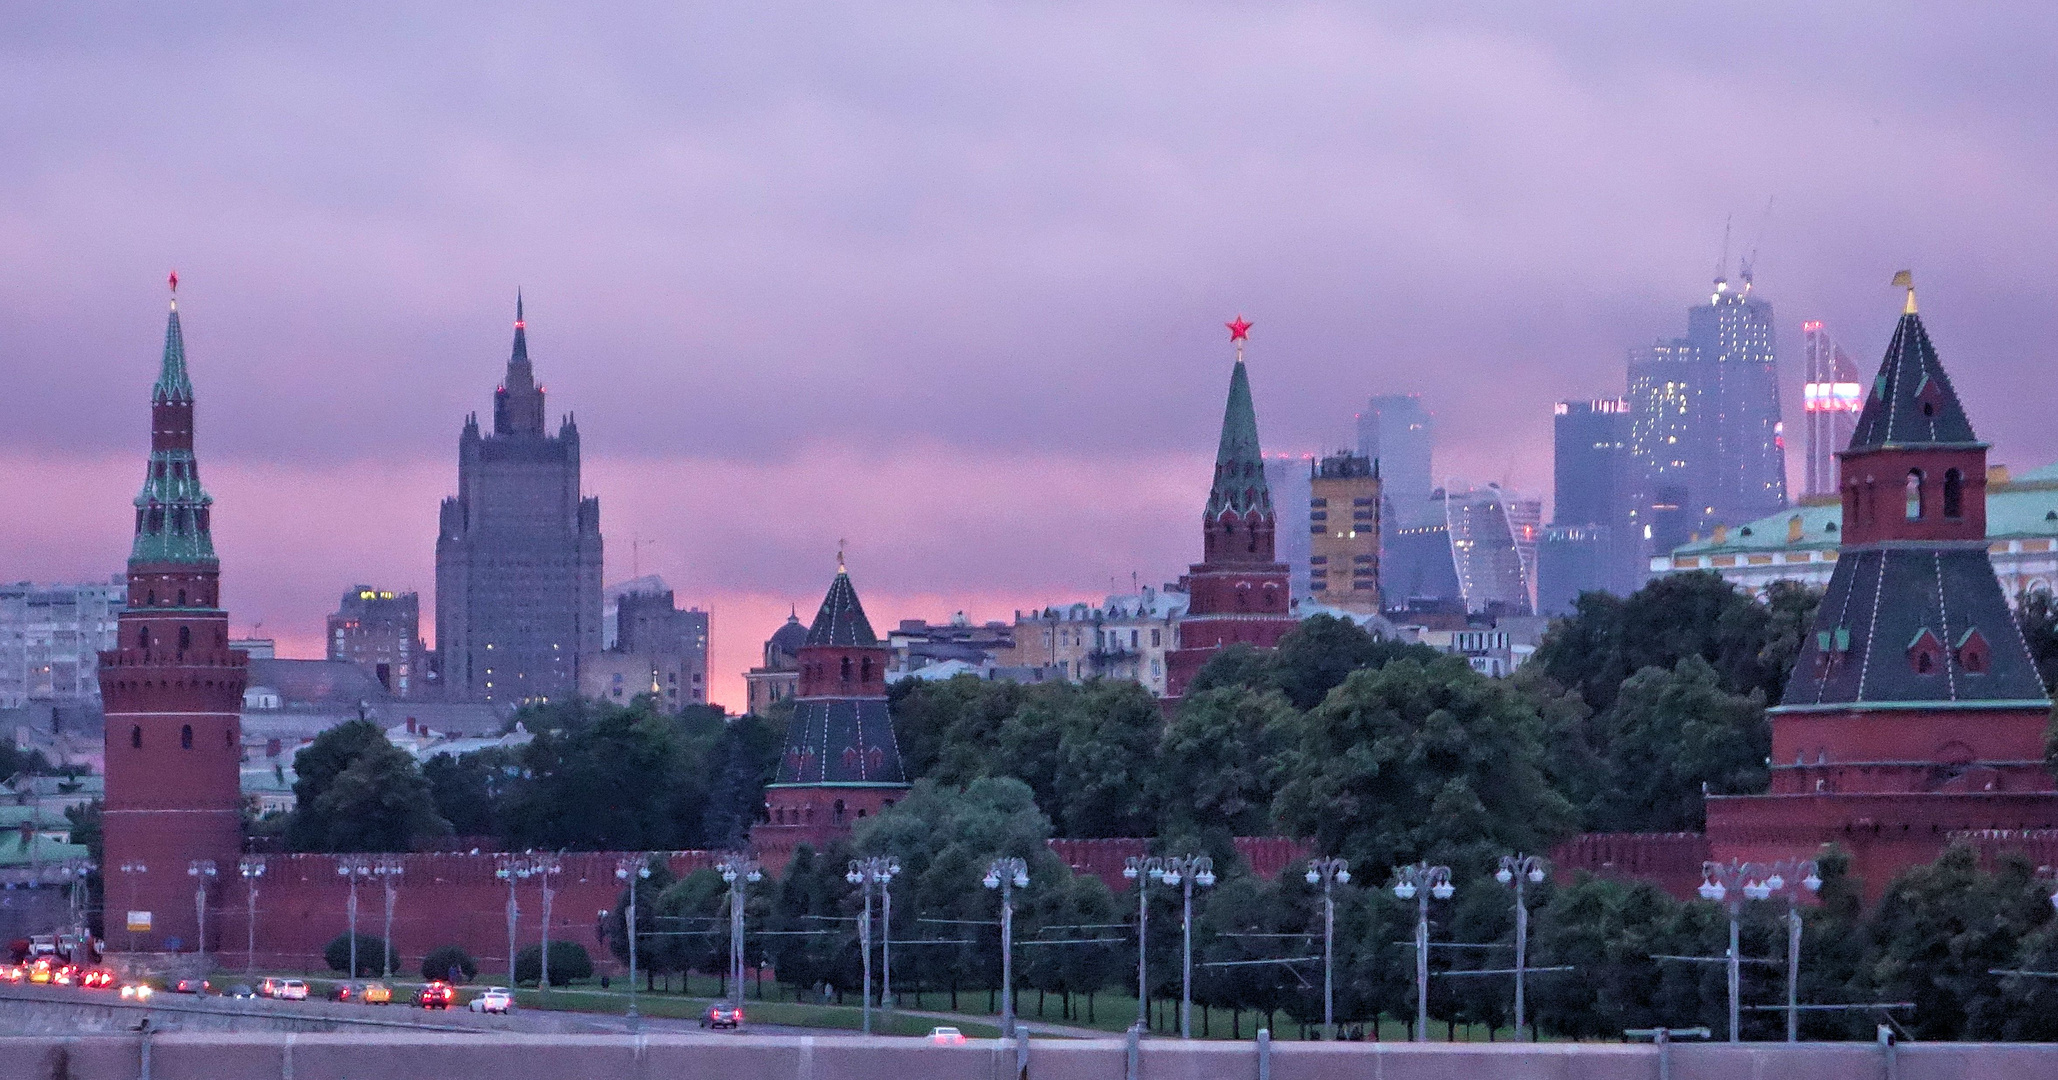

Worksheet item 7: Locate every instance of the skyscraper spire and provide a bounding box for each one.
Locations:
[154,273,193,406]
[132,285,214,567]
[493,291,545,437]
[1205,318,1272,527]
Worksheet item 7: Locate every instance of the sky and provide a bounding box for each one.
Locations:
[4,3,2057,708]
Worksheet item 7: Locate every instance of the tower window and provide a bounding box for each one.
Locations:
[1905,469,1925,521]
[136,625,149,649]
[181,724,193,749]
[1943,468,1965,519]
[840,656,853,682]
[178,626,191,651]
[131,725,142,749]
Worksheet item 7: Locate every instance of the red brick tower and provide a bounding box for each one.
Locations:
[98,278,249,953]
[751,557,909,871]
[1165,317,1297,699]
[1707,279,2058,897]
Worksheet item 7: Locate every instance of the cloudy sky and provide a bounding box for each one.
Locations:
[4,3,2055,705]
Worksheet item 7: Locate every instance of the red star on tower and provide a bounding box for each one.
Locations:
[1226,315,1251,342]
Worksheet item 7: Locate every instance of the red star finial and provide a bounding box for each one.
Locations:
[168,270,178,294]
[1227,315,1251,342]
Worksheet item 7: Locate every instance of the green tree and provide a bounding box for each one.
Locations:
[1272,656,1576,876]
[421,747,513,838]
[324,932,394,977]
[497,698,702,850]
[1865,844,2053,1040]
[700,712,784,849]
[421,944,478,983]
[1270,615,1439,710]
[2017,588,2058,692]
[515,940,595,987]
[600,854,676,982]
[1158,688,1301,836]
[1533,572,1818,714]
[303,738,452,852]
[765,845,853,1000]
[1051,680,1162,838]
[286,719,389,850]
[889,676,1022,781]
[1583,656,1769,832]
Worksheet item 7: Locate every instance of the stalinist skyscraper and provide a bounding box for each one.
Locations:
[434,296,603,704]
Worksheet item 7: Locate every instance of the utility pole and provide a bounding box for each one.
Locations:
[495,855,531,986]
[1121,855,1165,1033]
[373,858,404,980]
[847,855,900,1034]
[187,860,217,963]
[237,857,265,975]
[535,855,562,995]
[1495,854,1547,1038]
[614,855,652,1023]
[717,853,762,1002]
[1156,855,1216,1039]
[336,857,371,978]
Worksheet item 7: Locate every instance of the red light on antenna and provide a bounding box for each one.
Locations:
[1802,320,1823,332]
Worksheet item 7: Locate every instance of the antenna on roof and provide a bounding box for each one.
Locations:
[1715,214,1732,282]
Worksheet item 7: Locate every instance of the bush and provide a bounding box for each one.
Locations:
[323,932,394,977]
[421,944,478,984]
[515,941,593,987]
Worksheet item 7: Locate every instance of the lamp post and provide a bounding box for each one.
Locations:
[119,860,146,953]
[495,855,531,986]
[187,859,217,962]
[1305,857,1350,1041]
[237,857,265,975]
[1390,862,1454,1042]
[1698,859,1821,1043]
[336,856,371,977]
[57,858,94,965]
[534,855,562,995]
[847,856,900,1034]
[983,857,1029,1039]
[1495,854,1547,1039]
[614,855,651,1021]
[1157,854,1217,1039]
[1121,855,1165,1032]
[717,854,763,1003]
[373,858,404,979]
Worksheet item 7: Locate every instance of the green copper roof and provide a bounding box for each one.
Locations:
[1205,359,1273,520]
[154,301,193,404]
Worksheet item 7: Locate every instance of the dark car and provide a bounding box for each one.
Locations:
[415,981,455,1009]
[225,984,257,998]
[172,977,210,995]
[701,1002,744,1030]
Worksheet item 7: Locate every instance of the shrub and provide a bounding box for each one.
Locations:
[514,941,593,987]
[323,932,394,977]
[421,944,479,984]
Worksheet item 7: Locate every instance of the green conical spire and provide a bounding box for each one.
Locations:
[131,297,216,569]
[154,298,193,404]
[1204,358,1272,520]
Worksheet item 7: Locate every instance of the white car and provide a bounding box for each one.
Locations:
[929,1027,967,1045]
[469,986,514,1014]
[276,979,309,1001]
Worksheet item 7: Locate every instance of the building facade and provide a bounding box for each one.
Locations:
[752,565,909,871]
[1164,327,1297,699]
[1626,337,1700,564]
[1357,394,1434,529]
[1688,275,1787,526]
[580,581,709,709]
[1307,450,1380,613]
[1705,288,2058,899]
[97,288,249,955]
[1264,453,1315,605]
[326,586,424,697]
[1544,398,1635,607]
[744,613,807,717]
[1445,484,1534,616]
[1801,320,1863,499]
[0,578,124,707]
[1004,585,1186,695]
[434,297,604,705]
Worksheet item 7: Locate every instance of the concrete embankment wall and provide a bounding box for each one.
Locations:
[1,1031,2053,1080]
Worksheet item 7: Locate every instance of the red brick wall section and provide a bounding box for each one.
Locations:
[1549,832,1713,901]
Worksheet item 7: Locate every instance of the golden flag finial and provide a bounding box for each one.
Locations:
[1891,269,1916,314]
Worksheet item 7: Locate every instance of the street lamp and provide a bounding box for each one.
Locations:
[534,855,562,995]
[119,860,146,953]
[1495,854,1548,1039]
[187,860,217,963]
[1156,854,1216,1039]
[614,855,652,1021]
[1121,855,1166,1033]
[1390,862,1454,1042]
[336,857,372,977]
[56,859,94,965]
[495,855,532,986]
[717,854,763,1003]
[847,855,900,1034]
[983,857,1029,1039]
[1698,859,1821,1043]
[237,857,265,975]
[1305,857,1351,1041]
[373,858,404,979]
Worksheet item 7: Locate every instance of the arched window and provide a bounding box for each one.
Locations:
[1905,469,1925,521]
[130,725,142,749]
[1944,468,1965,519]
[177,589,187,606]
[136,625,149,649]
[833,799,846,824]
[225,727,235,749]
[860,657,873,683]
[178,626,191,651]
[180,724,193,749]
[840,656,853,682]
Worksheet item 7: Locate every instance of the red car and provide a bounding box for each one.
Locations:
[79,969,117,990]
[701,1002,744,1029]
[415,981,455,1009]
